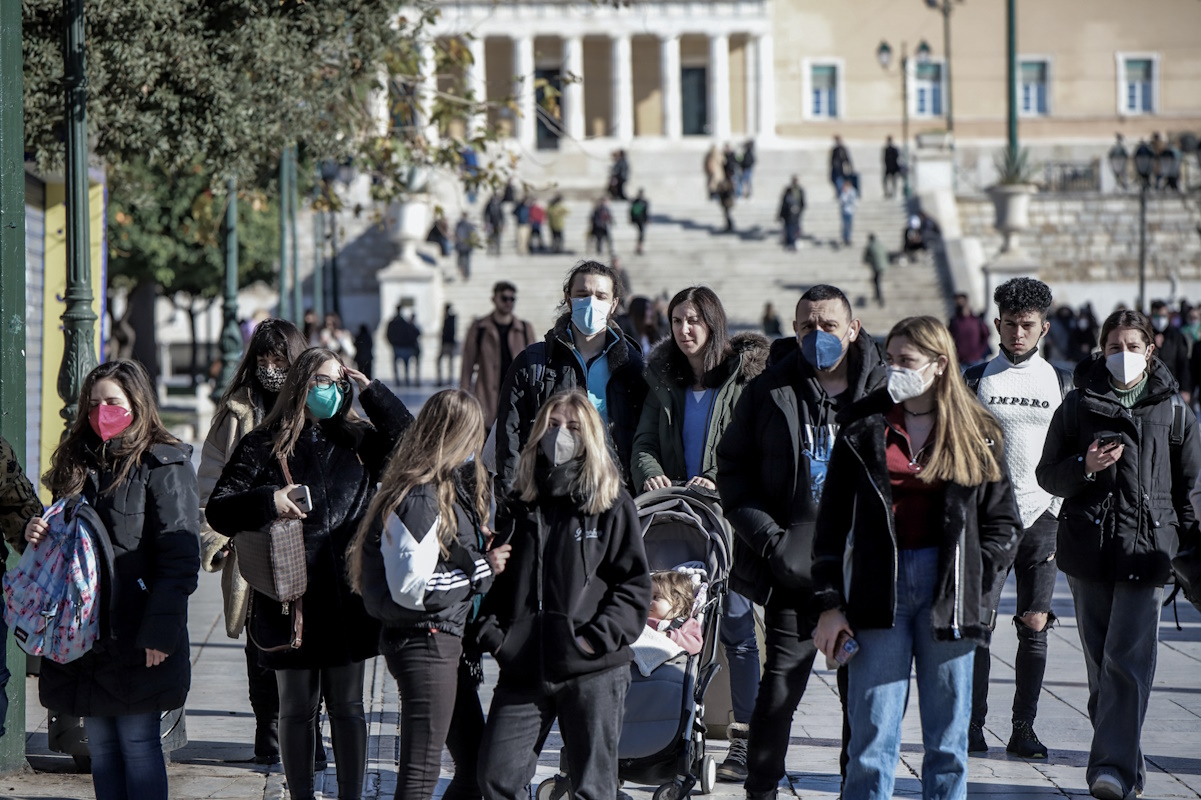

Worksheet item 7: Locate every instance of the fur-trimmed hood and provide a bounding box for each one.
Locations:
[645,331,771,389]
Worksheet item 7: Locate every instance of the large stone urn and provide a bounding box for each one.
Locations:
[988,183,1037,255]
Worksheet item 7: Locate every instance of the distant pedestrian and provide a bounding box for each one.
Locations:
[547,195,568,253]
[830,134,853,196]
[485,194,505,255]
[883,135,902,198]
[427,210,453,257]
[438,304,459,386]
[629,189,650,255]
[610,149,629,200]
[591,197,614,256]
[863,233,889,307]
[948,293,992,366]
[778,175,805,250]
[723,144,740,186]
[762,302,783,337]
[513,196,531,254]
[838,180,858,246]
[528,199,546,253]
[718,180,735,233]
[318,313,357,363]
[454,213,475,279]
[353,324,375,379]
[387,306,422,386]
[705,145,722,198]
[460,282,537,430]
[738,140,756,199]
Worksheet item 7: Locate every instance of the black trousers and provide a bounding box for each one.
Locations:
[245,638,280,757]
[277,661,367,800]
[382,630,484,800]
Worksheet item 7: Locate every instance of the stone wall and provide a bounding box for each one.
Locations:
[958,192,1201,284]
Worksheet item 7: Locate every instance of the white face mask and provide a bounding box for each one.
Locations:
[887,362,935,403]
[1152,316,1170,332]
[1106,351,1148,385]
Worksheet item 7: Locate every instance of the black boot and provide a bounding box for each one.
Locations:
[253,719,280,765]
[747,790,777,800]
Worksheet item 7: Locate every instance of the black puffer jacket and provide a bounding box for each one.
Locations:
[1036,355,1201,584]
[494,316,648,500]
[206,381,414,669]
[357,481,493,639]
[811,391,1021,645]
[715,335,888,606]
[40,441,200,718]
[473,471,651,686]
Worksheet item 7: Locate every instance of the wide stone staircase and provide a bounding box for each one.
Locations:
[434,190,952,340]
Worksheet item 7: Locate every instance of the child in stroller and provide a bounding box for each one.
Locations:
[647,571,704,656]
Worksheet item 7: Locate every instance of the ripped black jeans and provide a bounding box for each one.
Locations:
[972,510,1059,726]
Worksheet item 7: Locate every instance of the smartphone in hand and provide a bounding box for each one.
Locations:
[1097,432,1122,450]
[287,485,313,513]
[834,631,859,666]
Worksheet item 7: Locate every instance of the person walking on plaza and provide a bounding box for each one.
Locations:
[632,286,770,782]
[863,233,889,307]
[883,135,902,198]
[438,304,459,387]
[460,281,537,431]
[353,324,374,380]
[629,189,650,255]
[198,319,307,766]
[762,302,783,337]
[963,278,1072,760]
[475,391,651,800]
[528,199,546,253]
[948,292,992,366]
[609,148,630,200]
[347,389,512,800]
[455,213,476,279]
[738,139,756,199]
[830,135,853,196]
[705,145,722,199]
[207,349,414,800]
[718,179,736,233]
[1038,309,1201,800]
[317,313,356,364]
[1150,299,1191,403]
[812,316,1021,800]
[512,196,531,255]
[387,306,422,387]
[717,285,889,799]
[838,180,858,247]
[0,436,43,739]
[547,195,569,254]
[590,197,614,256]
[31,361,202,800]
[485,194,505,256]
[778,176,805,251]
[493,261,648,500]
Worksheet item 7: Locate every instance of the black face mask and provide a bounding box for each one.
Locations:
[1000,325,1045,365]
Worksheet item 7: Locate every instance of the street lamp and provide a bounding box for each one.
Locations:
[213,178,240,401]
[876,39,913,197]
[1134,141,1154,313]
[925,0,958,140]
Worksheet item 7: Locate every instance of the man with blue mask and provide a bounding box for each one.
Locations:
[718,284,888,800]
[493,261,648,503]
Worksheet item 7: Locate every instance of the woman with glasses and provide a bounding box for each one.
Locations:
[207,348,414,800]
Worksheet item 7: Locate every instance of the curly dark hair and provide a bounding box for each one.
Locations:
[993,277,1053,318]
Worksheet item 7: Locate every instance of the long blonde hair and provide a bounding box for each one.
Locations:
[886,316,1003,486]
[514,390,621,515]
[346,389,489,595]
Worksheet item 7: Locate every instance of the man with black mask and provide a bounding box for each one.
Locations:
[962,277,1071,759]
[717,284,887,800]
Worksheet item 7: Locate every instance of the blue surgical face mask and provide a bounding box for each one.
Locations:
[570,296,612,337]
[306,384,344,419]
[800,329,847,372]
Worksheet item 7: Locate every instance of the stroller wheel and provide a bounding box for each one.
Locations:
[536,776,571,800]
[653,783,683,800]
[698,754,717,794]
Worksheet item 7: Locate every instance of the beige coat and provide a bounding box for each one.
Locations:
[460,314,537,430]
[198,387,259,638]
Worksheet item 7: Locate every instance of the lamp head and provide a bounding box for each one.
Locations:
[1134,142,1155,182]
[915,40,932,64]
[877,41,893,70]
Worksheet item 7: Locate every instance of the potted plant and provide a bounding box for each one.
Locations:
[989,146,1038,253]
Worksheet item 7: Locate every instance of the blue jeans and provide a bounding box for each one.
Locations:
[84,712,168,800]
[719,590,761,724]
[845,548,975,800]
[841,211,854,245]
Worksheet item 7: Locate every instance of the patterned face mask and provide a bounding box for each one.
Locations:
[256,364,287,392]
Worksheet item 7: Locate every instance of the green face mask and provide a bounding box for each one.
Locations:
[305,383,344,419]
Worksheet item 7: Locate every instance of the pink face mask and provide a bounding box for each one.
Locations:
[88,405,133,442]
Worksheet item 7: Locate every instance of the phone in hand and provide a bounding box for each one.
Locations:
[1097,432,1122,450]
[287,485,313,514]
[834,631,859,666]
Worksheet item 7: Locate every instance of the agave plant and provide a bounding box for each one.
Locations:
[994,146,1038,186]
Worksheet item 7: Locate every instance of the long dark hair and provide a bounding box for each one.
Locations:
[261,347,362,460]
[666,286,732,386]
[43,361,180,498]
[220,318,308,414]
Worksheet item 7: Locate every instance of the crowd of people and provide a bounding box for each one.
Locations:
[3,257,1200,800]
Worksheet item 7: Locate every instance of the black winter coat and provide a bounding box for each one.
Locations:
[40,442,200,718]
[473,485,651,687]
[1036,356,1201,584]
[716,336,888,606]
[494,316,648,500]
[358,481,493,640]
[206,381,414,669]
[811,391,1021,646]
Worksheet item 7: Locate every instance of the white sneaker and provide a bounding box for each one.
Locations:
[1090,773,1125,800]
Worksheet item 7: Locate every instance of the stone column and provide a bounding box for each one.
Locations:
[660,34,682,140]
[744,36,759,137]
[513,35,536,149]
[611,34,634,141]
[709,33,731,140]
[757,32,776,140]
[418,40,439,144]
[563,35,585,141]
[467,35,487,137]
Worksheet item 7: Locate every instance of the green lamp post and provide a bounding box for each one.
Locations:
[57,0,98,433]
[213,178,240,401]
[279,146,293,323]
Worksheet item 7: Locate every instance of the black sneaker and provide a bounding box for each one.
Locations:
[1006,720,1048,759]
[717,737,748,782]
[968,721,988,755]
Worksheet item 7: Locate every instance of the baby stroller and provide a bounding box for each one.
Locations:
[536,485,733,800]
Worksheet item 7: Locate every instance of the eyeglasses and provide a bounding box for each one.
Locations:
[310,375,350,392]
[498,295,516,303]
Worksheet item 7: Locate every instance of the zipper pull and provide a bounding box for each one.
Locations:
[137,579,148,593]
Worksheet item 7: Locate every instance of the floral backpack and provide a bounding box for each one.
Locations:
[3,496,113,664]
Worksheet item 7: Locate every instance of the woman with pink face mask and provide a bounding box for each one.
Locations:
[27,360,201,800]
